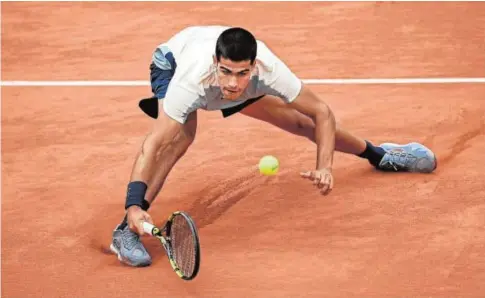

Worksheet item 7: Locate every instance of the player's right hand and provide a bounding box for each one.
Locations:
[127,206,154,236]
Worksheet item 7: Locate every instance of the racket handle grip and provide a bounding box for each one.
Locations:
[142,221,155,235]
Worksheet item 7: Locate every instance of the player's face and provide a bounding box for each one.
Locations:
[216,57,254,101]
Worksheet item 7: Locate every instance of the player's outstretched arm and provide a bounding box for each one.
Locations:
[126,102,198,235]
[288,84,336,194]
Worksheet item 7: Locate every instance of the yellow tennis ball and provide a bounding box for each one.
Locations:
[258,155,279,176]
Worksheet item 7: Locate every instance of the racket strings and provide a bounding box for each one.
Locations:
[171,216,196,276]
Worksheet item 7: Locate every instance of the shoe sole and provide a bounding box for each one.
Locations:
[109,243,152,267]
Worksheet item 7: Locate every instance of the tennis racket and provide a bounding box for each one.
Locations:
[142,211,201,281]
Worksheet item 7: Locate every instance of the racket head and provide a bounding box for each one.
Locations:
[165,211,201,280]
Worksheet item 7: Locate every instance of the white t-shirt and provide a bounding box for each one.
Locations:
[152,26,302,124]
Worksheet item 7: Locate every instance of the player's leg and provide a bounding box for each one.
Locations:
[236,95,436,172]
[233,95,383,164]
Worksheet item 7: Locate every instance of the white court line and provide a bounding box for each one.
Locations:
[1,77,485,86]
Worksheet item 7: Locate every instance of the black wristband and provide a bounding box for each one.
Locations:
[141,199,150,211]
[125,181,149,210]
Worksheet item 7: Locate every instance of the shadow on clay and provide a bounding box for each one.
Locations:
[184,169,269,230]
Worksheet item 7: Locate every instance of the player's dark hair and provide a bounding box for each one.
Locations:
[215,27,257,64]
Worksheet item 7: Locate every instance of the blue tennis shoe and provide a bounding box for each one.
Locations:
[376,142,437,173]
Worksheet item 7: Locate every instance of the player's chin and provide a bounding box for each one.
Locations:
[223,91,242,100]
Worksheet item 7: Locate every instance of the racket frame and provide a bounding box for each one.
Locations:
[142,211,200,280]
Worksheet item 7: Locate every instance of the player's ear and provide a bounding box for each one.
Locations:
[212,54,217,65]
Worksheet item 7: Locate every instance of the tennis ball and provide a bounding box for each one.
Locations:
[258,155,279,176]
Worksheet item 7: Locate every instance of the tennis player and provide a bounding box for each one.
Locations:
[110,26,437,267]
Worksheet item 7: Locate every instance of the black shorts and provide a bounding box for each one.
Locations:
[139,51,265,119]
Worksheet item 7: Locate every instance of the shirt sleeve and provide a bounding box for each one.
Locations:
[257,44,303,103]
[162,83,202,124]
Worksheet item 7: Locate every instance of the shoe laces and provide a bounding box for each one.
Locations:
[382,149,417,171]
[121,228,140,250]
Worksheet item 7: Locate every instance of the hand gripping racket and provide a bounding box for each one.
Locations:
[142,211,201,280]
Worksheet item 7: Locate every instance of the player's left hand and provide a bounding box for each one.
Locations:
[300,168,334,195]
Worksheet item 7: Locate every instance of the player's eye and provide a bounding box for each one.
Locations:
[220,68,231,75]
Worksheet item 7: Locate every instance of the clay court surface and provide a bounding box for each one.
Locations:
[2,1,485,297]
